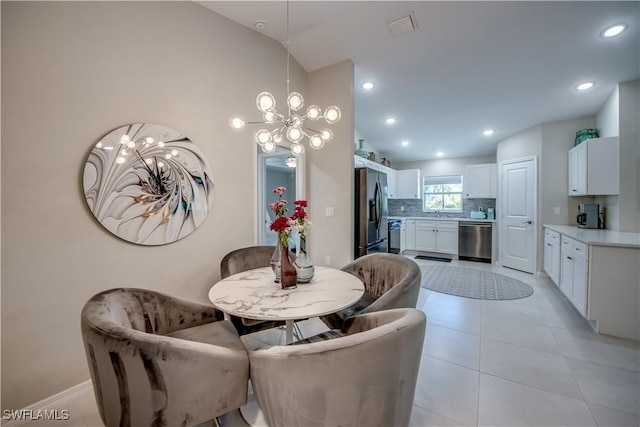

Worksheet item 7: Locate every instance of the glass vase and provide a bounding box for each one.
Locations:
[294,237,314,283]
[280,244,298,289]
[270,242,282,283]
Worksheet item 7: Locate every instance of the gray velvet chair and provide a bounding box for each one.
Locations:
[320,253,421,330]
[249,308,427,427]
[220,245,290,335]
[81,288,249,427]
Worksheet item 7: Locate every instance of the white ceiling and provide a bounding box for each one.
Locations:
[198,1,639,163]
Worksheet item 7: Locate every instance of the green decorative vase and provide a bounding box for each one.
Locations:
[355,139,369,158]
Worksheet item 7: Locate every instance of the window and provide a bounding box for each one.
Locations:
[423,175,462,212]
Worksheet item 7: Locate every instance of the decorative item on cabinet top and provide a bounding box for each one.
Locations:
[82,123,214,246]
[575,128,599,146]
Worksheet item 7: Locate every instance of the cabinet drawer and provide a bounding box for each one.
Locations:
[545,229,560,244]
[572,241,588,260]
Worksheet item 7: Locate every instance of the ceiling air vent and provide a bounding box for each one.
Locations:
[387,13,418,36]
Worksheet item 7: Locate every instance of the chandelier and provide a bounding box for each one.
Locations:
[229,2,341,157]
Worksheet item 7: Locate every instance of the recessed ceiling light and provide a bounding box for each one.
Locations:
[385,117,397,125]
[436,152,444,157]
[576,81,595,91]
[362,81,375,90]
[401,141,409,147]
[482,129,495,136]
[602,23,627,38]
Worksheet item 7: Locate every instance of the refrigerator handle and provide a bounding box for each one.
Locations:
[375,181,382,231]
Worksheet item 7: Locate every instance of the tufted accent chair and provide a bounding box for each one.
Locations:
[81,288,249,427]
[249,308,427,427]
[320,253,421,330]
[219,245,290,335]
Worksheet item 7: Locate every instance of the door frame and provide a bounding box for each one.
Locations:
[498,156,537,274]
[256,146,306,246]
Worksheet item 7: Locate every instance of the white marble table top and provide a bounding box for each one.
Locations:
[208,266,365,321]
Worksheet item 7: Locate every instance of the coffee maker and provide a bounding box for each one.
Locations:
[577,204,602,229]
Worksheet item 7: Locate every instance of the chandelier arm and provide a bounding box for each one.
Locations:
[302,126,322,134]
[270,125,286,136]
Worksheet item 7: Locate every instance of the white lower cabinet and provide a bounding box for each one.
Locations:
[560,236,589,316]
[404,219,416,250]
[414,220,458,255]
[543,228,561,286]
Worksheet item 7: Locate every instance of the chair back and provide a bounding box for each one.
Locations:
[220,245,276,278]
[81,288,248,427]
[249,308,426,427]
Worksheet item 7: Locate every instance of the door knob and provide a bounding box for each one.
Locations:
[522,220,533,224]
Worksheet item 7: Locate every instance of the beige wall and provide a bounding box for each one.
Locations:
[306,60,355,270]
[395,153,496,176]
[0,1,324,410]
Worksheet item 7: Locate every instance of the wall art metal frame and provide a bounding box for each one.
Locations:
[83,123,214,245]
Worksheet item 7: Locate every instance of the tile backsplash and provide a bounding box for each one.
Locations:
[388,198,496,218]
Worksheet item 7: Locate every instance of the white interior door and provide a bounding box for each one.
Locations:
[257,146,305,246]
[500,157,536,273]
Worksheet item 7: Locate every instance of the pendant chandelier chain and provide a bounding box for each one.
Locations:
[228,0,341,156]
[286,0,291,116]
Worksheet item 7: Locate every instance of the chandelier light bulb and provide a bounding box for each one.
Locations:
[256,92,276,112]
[290,114,302,127]
[171,149,179,156]
[145,137,154,144]
[287,126,304,143]
[229,117,246,129]
[287,92,304,111]
[116,156,126,164]
[255,129,272,145]
[320,128,333,142]
[285,156,297,168]
[126,140,136,148]
[273,133,283,143]
[263,111,276,123]
[157,141,165,148]
[291,143,305,156]
[262,141,276,153]
[120,135,130,145]
[324,106,341,124]
[309,135,325,150]
[307,105,321,120]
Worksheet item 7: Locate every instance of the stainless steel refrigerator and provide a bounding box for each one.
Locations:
[355,167,388,258]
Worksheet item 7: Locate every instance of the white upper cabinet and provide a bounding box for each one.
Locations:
[462,163,497,199]
[568,137,619,196]
[396,169,421,199]
[386,168,397,199]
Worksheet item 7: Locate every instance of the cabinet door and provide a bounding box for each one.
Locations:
[544,237,554,276]
[560,238,574,298]
[572,255,588,316]
[387,168,397,199]
[568,144,587,195]
[463,164,497,198]
[404,220,416,250]
[415,220,436,251]
[396,169,421,199]
[435,221,458,254]
[551,242,561,286]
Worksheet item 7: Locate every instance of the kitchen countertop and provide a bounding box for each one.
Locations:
[389,216,496,223]
[543,224,640,249]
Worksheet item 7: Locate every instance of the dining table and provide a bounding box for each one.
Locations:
[208,265,364,344]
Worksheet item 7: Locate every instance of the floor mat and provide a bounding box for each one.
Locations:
[420,265,534,300]
[415,255,452,263]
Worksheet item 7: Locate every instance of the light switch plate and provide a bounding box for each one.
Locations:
[325,207,334,216]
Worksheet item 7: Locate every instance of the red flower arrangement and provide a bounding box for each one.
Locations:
[269,187,311,247]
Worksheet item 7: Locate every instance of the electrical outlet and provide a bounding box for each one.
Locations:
[325,207,334,216]
[400,206,405,212]
[554,207,561,215]
[325,256,331,265]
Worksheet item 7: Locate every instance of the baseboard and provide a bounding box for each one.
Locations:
[2,380,92,426]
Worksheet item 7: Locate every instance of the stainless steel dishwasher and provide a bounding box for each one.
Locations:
[458,222,492,263]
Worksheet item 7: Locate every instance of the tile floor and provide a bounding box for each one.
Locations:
[16,258,640,426]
